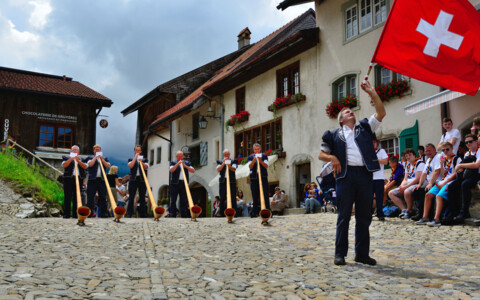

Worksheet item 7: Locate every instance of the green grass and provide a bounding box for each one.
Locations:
[0,150,64,206]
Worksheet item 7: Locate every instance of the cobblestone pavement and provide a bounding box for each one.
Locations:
[0,213,479,300]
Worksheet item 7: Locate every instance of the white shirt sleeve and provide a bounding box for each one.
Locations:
[368,114,382,133]
[379,149,388,160]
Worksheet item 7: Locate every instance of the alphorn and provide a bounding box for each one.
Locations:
[179,163,202,220]
[74,159,90,226]
[224,161,236,223]
[98,159,126,222]
[256,156,272,225]
[138,161,165,221]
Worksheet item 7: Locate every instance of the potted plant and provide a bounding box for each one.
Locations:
[268,93,306,118]
[225,110,250,132]
[374,79,410,103]
[325,95,358,119]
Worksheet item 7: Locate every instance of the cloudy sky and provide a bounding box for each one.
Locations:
[0,0,314,161]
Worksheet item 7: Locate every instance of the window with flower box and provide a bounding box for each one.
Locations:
[234,119,283,160]
[332,74,358,102]
[374,66,411,102]
[276,61,300,97]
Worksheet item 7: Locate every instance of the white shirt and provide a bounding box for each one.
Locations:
[373,148,388,180]
[440,128,461,154]
[423,154,441,183]
[406,160,425,184]
[116,185,125,201]
[344,114,382,166]
[170,164,195,180]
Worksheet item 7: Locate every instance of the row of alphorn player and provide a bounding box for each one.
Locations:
[63,144,271,226]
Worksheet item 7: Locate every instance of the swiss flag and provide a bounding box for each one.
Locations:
[372,0,480,95]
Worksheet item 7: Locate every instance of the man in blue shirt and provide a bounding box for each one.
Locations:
[318,80,385,266]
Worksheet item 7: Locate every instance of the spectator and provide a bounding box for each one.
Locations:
[453,134,480,223]
[438,117,461,154]
[107,166,120,213]
[116,183,127,207]
[416,142,461,226]
[457,141,468,159]
[417,146,426,163]
[411,143,441,221]
[400,151,408,170]
[372,138,388,221]
[304,183,322,214]
[236,190,249,217]
[270,186,288,215]
[471,116,480,142]
[384,156,404,203]
[212,196,220,217]
[388,148,426,219]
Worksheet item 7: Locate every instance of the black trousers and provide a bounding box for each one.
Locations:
[87,178,107,217]
[63,177,77,218]
[250,176,270,217]
[128,178,147,217]
[219,181,237,217]
[170,181,189,218]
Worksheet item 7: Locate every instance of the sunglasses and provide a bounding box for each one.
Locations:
[442,148,451,152]
[465,140,475,144]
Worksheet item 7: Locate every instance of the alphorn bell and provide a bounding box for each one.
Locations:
[256,156,272,225]
[138,161,165,221]
[98,159,126,222]
[224,161,236,223]
[179,163,202,220]
[74,159,90,226]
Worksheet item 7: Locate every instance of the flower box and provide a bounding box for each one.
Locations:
[374,79,410,103]
[325,95,358,119]
[225,111,250,127]
[268,93,306,113]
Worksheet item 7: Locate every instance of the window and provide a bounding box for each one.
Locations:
[344,0,386,40]
[234,119,282,158]
[192,112,199,140]
[332,74,358,101]
[39,125,73,148]
[156,147,162,164]
[276,61,300,97]
[375,66,409,86]
[150,149,154,166]
[236,87,246,114]
[380,137,399,156]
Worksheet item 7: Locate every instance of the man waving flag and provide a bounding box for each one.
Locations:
[372,0,480,95]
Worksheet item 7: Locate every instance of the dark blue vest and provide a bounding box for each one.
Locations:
[86,155,109,181]
[217,159,238,183]
[169,160,192,184]
[248,154,268,179]
[62,156,86,178]
[321,118,380,179]
[128,158,148,181]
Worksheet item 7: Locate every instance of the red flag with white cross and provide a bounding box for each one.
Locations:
[371,0,480,95]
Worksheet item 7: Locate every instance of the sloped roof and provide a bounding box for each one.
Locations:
[0,66,112,106]
[276,0,315,11]
[150,8,317,129]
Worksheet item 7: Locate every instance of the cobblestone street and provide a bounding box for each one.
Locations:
[0,213,479,299]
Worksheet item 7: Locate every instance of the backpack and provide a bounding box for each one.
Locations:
[383,206,400,217]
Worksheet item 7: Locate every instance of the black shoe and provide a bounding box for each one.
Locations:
[441,218,454,226]
[354,255,377,265]
[411,214,422,221]
[63,216,70,219]
[378,216,385,221]
[334,256,346,266]
[453,213,469,223]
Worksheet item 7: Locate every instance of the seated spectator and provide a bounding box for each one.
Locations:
[212,196,220,217]
[471,116,480,142]
[457,141,468,159]
[236,190,249,217]
[270,186,288,215]
[453,134,480,223]
[400,151,408,170]
[384,156,404,203]
[116,182,127,207]
[417,145,426,163]
[416,142,462,226]
[304,183,322,214]
[438,117,461,154]
[411,143,441,221]
[388,148,426,219]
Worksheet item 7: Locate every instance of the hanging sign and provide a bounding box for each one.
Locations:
[99,119,108,128]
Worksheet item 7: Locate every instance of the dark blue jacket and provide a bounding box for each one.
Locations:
[86,155,110,181]
[128,158,149,181]
[169,160,192,184]
[321,118,380,179]
[217,159,238,183]
[62,156,86,178]
[248,154,268,180]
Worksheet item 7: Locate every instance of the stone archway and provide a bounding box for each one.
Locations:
[157,184,169,208]
[189,175,215,217]
[288,153,314,208]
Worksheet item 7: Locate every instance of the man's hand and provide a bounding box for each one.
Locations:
[330,155,341,175]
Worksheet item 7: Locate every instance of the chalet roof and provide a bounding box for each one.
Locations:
[0,66,112,106]
[150,8,318,130]
[276,0,316,11]
[121,47,248,117]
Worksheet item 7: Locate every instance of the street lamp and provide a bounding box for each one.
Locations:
[199,116,208,129]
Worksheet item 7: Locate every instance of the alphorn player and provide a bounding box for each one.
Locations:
[216,149,238,217]
[86,144,111,217]
[248,143,270,217]
[61,145,87,219]
[127,145,149,218]
[168,151,195,218]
